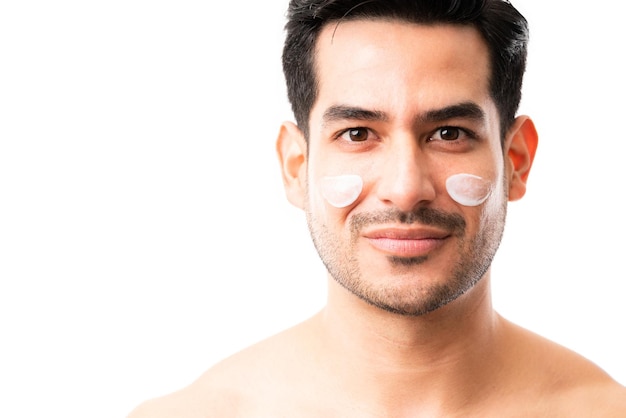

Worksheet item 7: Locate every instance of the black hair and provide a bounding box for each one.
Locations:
[282,0,529,141]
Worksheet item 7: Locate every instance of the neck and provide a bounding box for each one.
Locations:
[313,271,502,414]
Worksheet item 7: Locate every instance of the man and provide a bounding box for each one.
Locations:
[129,0,626,416]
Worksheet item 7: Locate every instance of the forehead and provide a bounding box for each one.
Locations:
[311,19,494,126]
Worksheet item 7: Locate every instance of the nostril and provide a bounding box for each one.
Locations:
[376,162,437,210]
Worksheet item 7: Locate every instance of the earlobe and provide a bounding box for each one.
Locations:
[276,121,307,209]
[506,116,538,201]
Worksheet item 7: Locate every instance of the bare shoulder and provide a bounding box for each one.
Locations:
[548,374,626,417]
[126,348,279,418]
[125,384,241,418]
[500,317,626,416]
[571,381,626,416]
[126,320,315,418]
[125,360,249,418]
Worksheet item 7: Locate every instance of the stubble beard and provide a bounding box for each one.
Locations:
[306,198,507,317]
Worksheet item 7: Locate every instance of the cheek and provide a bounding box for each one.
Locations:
[319,174,364,208]
[443,146,505,208]
[314,171,496,209]
[445,173,493,207]
[311,147,504,211]
[308,152,371,212]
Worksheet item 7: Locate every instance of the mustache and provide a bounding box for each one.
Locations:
[350,207,466,235]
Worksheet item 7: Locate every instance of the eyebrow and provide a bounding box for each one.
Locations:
[321,101,486,127]
[322,105,388,126]
[419,102,485,124]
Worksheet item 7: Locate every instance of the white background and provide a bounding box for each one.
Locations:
[1,1,624,417]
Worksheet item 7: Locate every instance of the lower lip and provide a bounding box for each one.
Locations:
[365,237,446,257]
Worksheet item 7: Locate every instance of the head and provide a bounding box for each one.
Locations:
[277,1,537,316]
[282,0,529,141]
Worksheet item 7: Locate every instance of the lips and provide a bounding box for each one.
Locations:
[363,227,450,257]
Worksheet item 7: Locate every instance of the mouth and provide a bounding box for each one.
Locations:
[362,227,451,258]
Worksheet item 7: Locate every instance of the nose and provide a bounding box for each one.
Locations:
[374,133,436,212]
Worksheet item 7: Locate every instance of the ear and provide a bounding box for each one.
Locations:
[276,121,307,209]
[505,115,538,201]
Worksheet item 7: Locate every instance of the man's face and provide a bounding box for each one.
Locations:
[303,20,510,316]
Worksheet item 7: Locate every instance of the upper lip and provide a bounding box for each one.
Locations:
[362,226,452,240]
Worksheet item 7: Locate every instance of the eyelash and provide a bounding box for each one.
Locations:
[335,127,375,143]
[334,126,477,143]
[428,126,477,142]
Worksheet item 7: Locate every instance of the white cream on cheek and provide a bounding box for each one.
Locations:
[445,173,493,207]
[320,174,364,208]
[319,173,490,208]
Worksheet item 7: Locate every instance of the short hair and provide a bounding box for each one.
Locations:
[282,0,529,141]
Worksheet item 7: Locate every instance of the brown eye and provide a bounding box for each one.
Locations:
[438,127,460,141]
[347,128,369,142]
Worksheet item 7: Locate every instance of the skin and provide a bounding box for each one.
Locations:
[303,19,507,317]
[127,20,626,418]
